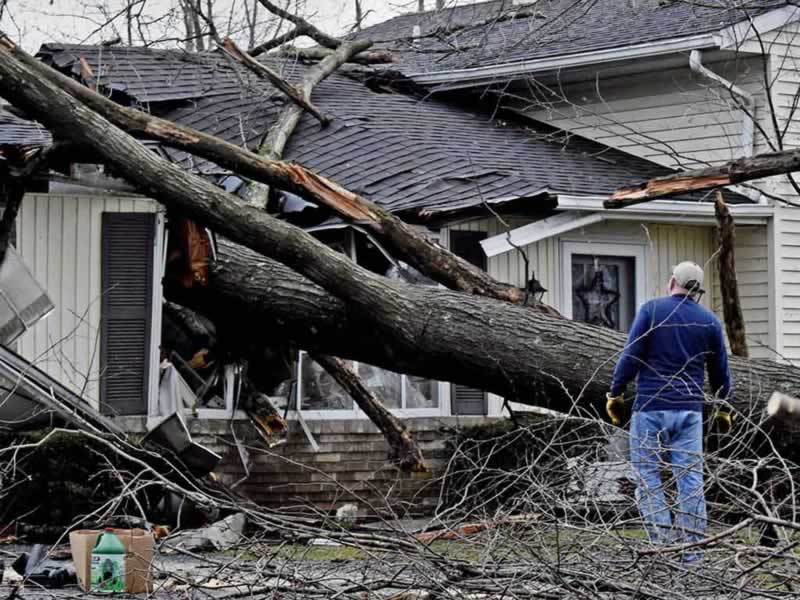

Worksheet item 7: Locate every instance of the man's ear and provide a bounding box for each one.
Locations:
[667,276,675,293]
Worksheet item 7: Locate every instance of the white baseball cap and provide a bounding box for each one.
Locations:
[672,261,705,294]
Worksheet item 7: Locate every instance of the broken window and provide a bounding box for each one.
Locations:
[291,226,441,416]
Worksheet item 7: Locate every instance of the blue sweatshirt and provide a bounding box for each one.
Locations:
[610,294,732,412]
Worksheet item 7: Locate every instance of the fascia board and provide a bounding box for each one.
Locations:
[411,34,717,86]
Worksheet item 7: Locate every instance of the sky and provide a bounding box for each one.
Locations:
[0,0,449,53]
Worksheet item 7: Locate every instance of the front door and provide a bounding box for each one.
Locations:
[571,254,636,332]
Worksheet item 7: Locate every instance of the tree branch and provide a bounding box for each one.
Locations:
[254,0,341,49]
[2,34,526,306]
[607,148,800,207]
[310,353,427,472]
[222,37,330,126]
[243,38,370,206]
[714,191,748,358]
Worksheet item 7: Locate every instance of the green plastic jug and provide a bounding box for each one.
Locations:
[90,529,126,593]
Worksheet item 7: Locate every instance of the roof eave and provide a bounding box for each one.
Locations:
[409,4,800,88]
[410,33,719,88]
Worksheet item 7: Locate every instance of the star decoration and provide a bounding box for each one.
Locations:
[576,270,621,328]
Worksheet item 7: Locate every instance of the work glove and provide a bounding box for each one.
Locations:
[711,407,735,434]
[606,392,626,426]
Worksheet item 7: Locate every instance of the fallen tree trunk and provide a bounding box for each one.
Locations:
[166,239,800,454]
[310,353,427,472]
[4,32,800,456]
[607,148,800,207]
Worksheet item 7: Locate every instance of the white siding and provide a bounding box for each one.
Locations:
[522,57,767,170]
[775,205,800,361]
[16,194,159,409]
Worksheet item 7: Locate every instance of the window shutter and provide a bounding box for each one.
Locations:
[100,213,155,416]
[448,229,488,415]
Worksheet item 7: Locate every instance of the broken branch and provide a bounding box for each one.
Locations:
[311,353,427,473]
[607,148,800,207]
[714,191,749,358]
[4,36,526,306]
[222,37,330,126]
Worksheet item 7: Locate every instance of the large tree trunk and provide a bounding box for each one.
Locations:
[166,238,800,456]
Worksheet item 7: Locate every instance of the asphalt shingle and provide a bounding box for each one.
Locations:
[34,44,727,216]
[355,0,788,77]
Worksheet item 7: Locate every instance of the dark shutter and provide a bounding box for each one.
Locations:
[100,213,155,416]
[449,229,488,415]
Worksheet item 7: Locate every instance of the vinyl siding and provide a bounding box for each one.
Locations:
[776,206,800,360]
[16,194,159,409]
[521,57,767,170]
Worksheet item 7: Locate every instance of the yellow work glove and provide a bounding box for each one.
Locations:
[712,407,735,434]
[606,392,626,426]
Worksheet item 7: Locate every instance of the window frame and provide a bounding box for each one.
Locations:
[295,352,445,420]
[559,240,646,323]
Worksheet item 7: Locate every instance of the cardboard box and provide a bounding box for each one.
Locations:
[69,529,155,593]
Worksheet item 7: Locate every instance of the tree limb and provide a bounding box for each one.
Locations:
[310,353,427,473]
[275,46,398,65]
[714,191,748,358]
[243,38,370,206]
[221,37,330,126]
[606,148,800,207]
[254,0,341,49]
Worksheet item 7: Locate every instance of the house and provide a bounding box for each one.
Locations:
[2,0,797,510]
[357,0,800,366]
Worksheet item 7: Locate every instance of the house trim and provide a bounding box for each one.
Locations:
[411,6,800,87]
[481,197,774,256]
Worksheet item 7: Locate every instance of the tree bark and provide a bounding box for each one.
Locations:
[310,353,427,472]
[714,192,749,358]
[221,37,330,126]
[607,148,800,207]
[4,37,526,306]
[243,38,369,207]
[168,238,800,457]
[275,46,397,65]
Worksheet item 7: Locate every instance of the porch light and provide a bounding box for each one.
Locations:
[527,272,547,304]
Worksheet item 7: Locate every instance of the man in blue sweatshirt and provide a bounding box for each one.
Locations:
[607,261,732,561]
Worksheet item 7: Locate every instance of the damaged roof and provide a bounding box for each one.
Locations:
[34,44,694,217]
[0,107,51,147]
[354,0,789,79]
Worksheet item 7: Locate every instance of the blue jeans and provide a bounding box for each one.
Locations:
[630,410,706,559]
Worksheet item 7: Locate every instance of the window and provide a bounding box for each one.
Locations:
[293,227,441,418]
[561,241,645,334]
[296,353,440,418]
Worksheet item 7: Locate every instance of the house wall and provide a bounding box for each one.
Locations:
[447,216,773,359]
[520,56,767,170]
[15,193,161,409]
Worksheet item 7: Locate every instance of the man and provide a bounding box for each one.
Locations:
[606,261,732,562]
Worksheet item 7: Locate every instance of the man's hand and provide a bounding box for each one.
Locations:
[712,407,735,434]
[606,392,626,426]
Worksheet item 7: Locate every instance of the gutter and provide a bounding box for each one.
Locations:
[411,34,718,87]
[689,49,754,158]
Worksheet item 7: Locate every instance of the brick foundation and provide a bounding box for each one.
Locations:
[119,415,496,516]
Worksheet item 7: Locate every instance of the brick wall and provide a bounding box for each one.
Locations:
[128,416,495,517]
